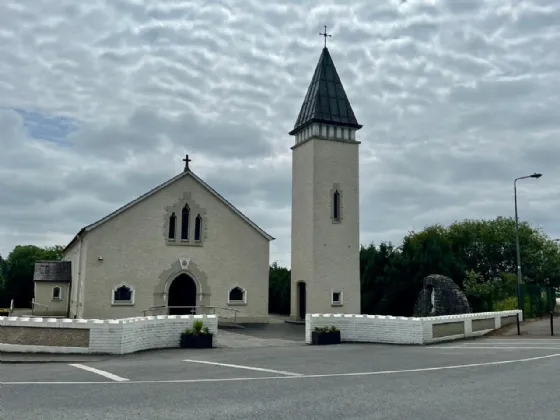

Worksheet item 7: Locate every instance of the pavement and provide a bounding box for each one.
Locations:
[488,314,560,337]
[2,322,560,419]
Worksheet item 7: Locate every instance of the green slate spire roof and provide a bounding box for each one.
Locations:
[289,47,362,136]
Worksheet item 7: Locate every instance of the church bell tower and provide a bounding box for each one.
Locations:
[289,34,362,320]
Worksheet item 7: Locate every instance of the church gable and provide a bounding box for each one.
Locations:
[64,164,274,254]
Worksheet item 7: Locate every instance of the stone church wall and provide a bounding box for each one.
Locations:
[0,314,218,354]
[305,310,522,345]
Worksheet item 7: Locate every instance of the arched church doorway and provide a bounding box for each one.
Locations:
[168,273,197,315]
[297,281,306,320]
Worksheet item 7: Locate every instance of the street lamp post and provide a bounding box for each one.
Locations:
[514,173,542,312]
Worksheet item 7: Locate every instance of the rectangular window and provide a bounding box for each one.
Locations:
[52,287,61,300]
[332,291,343,306]
[333,190,341,221]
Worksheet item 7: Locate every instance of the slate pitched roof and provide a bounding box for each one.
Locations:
[34,261,72,282]
[289,47,362,135]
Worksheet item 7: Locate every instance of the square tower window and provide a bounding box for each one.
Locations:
[331,291,343,306]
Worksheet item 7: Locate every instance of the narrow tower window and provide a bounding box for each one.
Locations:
[181,204,190,240]
[333,190,341,221]
[194,214,202,241]
[168,213,176,239]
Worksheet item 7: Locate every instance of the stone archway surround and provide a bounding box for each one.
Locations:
[154,258,211,310]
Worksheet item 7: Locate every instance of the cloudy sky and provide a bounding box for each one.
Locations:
[1,0,559,267]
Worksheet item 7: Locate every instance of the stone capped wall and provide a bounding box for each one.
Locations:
[306,310,522,345]
[0,314,218,354]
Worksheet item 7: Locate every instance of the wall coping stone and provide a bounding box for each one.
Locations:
[306,310,523,345]
[0,314,217,327]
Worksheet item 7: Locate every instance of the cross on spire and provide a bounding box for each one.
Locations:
[319,25,332,48]
[183,154,192,171]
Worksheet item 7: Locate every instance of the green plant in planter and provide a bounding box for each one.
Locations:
[314,325,339,333]
[184,320,211,336]
[311,325,341,345]
[181,320,214,348]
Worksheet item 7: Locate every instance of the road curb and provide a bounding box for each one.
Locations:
[1,359,106,364]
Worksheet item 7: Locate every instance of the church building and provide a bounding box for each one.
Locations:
[33,157,274,322]
[33,34,362,323]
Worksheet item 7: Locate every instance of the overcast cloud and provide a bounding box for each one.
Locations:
[1,0,559,267]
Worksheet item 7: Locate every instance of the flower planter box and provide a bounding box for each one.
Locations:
[311,330,341,345]
[180,333,214,349]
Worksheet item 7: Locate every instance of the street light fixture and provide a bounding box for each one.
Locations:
[514,173,542,312]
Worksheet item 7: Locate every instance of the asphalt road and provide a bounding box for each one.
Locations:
[2,338,560,419]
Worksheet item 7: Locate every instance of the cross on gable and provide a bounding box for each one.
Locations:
[183,154,192,171]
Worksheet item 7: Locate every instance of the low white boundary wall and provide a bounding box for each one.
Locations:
[306,310,523,345]
[0,314,218,354]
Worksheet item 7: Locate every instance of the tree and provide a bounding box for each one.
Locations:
[0,254,6,296]
[42,245,64,261]
[445,217,560,285]
[268,262,290,315]
[360,242,410,315]
[358,217,560,317]
[401,224,467,287]
[360,226,467,316]
[2,245,63,307]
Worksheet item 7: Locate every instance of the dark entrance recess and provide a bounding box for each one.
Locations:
[168,273,197,315]
[297,282,307,320]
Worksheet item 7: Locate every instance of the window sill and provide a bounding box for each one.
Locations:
[227,301,247,306]
[112,302,134,306]
[331,303,343,307]
[52,298,62,302]
[166,240,203,247]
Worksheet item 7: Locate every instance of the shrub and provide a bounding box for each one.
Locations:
[314,325,339,333]
[492,296,518,311]
[184,319,211,335]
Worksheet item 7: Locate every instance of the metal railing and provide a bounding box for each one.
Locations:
[142,305,240,324]
[31,301,49,316]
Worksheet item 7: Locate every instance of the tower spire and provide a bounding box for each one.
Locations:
[289,47,362,136]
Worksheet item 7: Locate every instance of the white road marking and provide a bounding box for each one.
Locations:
[4,353,558,385]
[432,346,560,350]
[183,358,303,376]
[68,363,129,382]
[473,340,560,344]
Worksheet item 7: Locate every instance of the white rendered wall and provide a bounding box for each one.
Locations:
[291,136,361,318]
[0,314,218,354]
[306,311,523,345]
